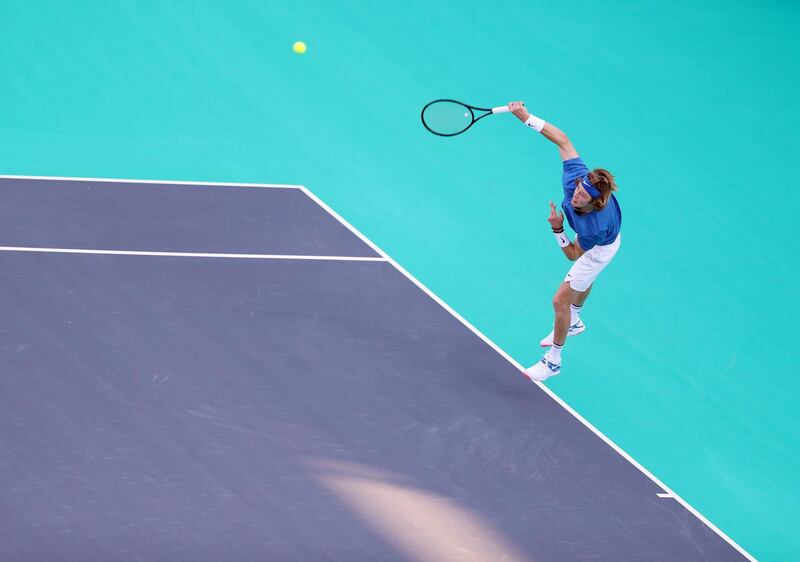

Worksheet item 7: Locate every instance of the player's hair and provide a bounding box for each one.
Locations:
[587,168,617,211]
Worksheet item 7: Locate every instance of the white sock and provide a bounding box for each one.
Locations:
[570,304,582,324]
[546,343,563,363]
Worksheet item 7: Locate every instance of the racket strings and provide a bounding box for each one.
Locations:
[422,101,474,136]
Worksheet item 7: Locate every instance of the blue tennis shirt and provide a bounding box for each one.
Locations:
[561,157,622,251]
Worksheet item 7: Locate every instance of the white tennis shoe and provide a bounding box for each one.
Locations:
[539,319,586,347]
[524,355,561,382]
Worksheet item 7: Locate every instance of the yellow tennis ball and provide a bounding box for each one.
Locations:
[292,41,307,54]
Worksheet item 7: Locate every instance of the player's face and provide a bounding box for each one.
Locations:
[572,184,593,208]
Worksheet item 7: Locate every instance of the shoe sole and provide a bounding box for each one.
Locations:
[523,369,560,382]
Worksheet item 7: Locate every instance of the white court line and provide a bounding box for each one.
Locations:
[0,174,301,190]
[0,246,385,262]
[299,185,757,562]
[657,493,674,498]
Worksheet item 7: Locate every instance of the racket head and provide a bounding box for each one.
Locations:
[421,99,479,136]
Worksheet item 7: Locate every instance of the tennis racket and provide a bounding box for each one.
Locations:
[421,99,511,137]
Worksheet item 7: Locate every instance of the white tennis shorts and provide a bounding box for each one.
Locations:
[565,234,621,292]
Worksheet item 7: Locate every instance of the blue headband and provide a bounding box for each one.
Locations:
[580,176,601,199]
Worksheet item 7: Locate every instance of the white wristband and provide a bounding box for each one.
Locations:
[553,230,571,247]
[524,114,546,132]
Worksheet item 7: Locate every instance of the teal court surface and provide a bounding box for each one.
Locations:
[2,1,799,560]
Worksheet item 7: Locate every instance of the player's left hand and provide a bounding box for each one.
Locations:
[547,201,564,230]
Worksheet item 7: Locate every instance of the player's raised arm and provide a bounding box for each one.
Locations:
[508,101,578,161]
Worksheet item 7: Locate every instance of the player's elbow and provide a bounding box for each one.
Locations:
[567,242,584,261]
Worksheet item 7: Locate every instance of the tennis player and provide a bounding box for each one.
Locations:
[507,101,622,382]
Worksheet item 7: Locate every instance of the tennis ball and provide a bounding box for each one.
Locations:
[292,41,307,54]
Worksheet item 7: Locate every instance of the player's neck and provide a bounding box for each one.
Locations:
[574,204,593,215]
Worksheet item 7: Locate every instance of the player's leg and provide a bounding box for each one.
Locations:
[572,283,592,306]
[568,282,591,331]
[525,282,574,381]
[552,281,573,346]
[539,282,591,347]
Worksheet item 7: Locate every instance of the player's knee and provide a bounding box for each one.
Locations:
[552,293,570,312]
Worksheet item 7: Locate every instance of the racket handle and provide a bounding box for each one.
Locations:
[491,105,511,114]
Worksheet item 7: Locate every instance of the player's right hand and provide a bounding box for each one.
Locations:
[508,101,530,122]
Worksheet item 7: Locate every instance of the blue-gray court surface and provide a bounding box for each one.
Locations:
[0,176,754,561]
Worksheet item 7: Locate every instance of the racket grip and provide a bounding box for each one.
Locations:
[491,106,511,114]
